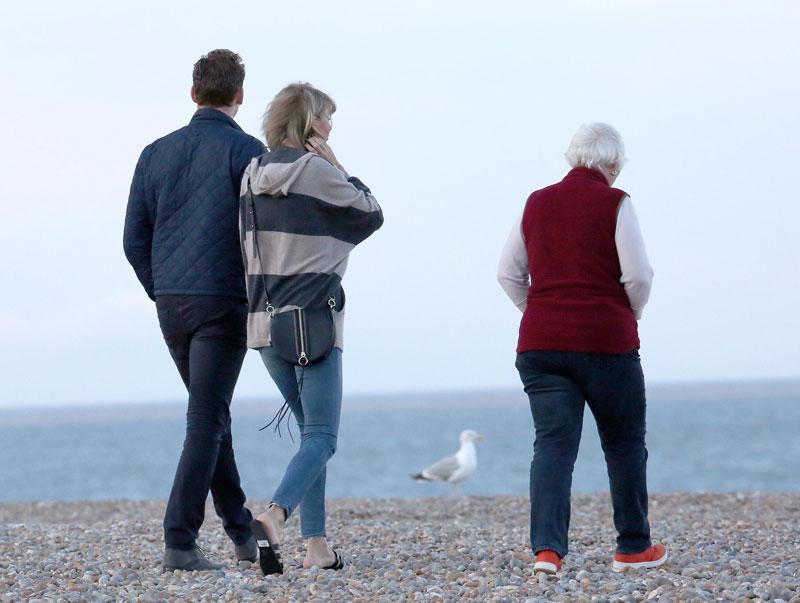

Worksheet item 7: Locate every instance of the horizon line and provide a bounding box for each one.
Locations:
[2,376,799,416]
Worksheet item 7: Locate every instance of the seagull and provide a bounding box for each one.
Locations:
[412,429,486,494]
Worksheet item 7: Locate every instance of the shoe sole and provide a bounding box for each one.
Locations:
[533,561,559,575]
[162,562,223,572]
[250,519,283,575]
[612,549,668,573]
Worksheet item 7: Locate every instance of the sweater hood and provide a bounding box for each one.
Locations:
[248,146,315,197]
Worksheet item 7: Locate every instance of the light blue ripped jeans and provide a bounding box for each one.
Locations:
[259,346,342,538]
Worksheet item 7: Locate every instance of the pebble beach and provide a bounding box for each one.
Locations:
[1,493,798,602]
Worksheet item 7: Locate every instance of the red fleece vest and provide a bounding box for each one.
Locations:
[518,167,639,354]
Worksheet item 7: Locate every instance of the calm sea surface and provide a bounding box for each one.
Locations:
[1,385,799,502]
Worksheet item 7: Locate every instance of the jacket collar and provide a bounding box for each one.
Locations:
[189,108,243,131]
[563,166,609,185]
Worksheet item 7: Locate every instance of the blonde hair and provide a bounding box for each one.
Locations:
[262,82,336,150]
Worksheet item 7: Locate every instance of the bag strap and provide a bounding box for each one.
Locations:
[248,181,337,313]
[248,183,276,316]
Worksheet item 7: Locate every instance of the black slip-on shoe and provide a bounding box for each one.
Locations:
[321,549,345,571]
[250,519,283,575]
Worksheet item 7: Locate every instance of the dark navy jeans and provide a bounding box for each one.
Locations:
[516,349,652,558]
[156,295,253,550]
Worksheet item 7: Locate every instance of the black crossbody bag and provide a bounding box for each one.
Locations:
[248,184,337,367]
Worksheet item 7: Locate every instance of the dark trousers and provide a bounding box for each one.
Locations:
[156,295,252,550]
[516,349,651,558]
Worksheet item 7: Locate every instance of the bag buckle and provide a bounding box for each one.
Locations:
[266,303,276,317]
[328,297,336,309]
[298,353,309,366]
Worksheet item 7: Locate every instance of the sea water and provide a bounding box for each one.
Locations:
[1,387,798,502]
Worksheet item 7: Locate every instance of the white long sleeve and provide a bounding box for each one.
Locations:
[497,214,530,312]
[615,196,654,319]
[497,197,654,319]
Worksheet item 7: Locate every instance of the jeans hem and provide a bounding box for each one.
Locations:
[270,499,293,519]
[232,534,253,546]
[164,542,195,551]
[615,541,653,555]
[302,532,327,539]
[532,544,566,558]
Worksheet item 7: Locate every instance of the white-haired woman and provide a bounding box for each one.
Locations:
[497,123,667,575]
[241,83,383,575]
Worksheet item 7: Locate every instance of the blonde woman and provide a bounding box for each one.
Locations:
[240,83,383,575]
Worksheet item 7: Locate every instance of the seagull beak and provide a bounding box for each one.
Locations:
[477,433,487,441]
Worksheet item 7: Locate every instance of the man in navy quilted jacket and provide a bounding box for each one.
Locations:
[123,49,265,571]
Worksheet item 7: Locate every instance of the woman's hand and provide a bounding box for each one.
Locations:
[305,135,346,173]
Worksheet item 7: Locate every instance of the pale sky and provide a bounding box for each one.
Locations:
[1,0,798,408]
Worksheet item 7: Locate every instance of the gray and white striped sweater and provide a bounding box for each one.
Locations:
[239,146,383,350]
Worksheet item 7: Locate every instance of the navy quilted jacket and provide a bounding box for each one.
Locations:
[123,109,265,300]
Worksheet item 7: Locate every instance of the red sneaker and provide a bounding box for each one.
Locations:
[533,549,562,575]
[612,543,668,572]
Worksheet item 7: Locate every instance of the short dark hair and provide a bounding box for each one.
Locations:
[192,49,245,107]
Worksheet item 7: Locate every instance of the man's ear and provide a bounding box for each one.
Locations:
[190,86,199,104]
[235,87,244,106]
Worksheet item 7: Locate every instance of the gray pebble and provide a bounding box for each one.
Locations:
[1,494,798,602]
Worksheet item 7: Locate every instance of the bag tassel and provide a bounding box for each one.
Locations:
[258,366,305,440]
